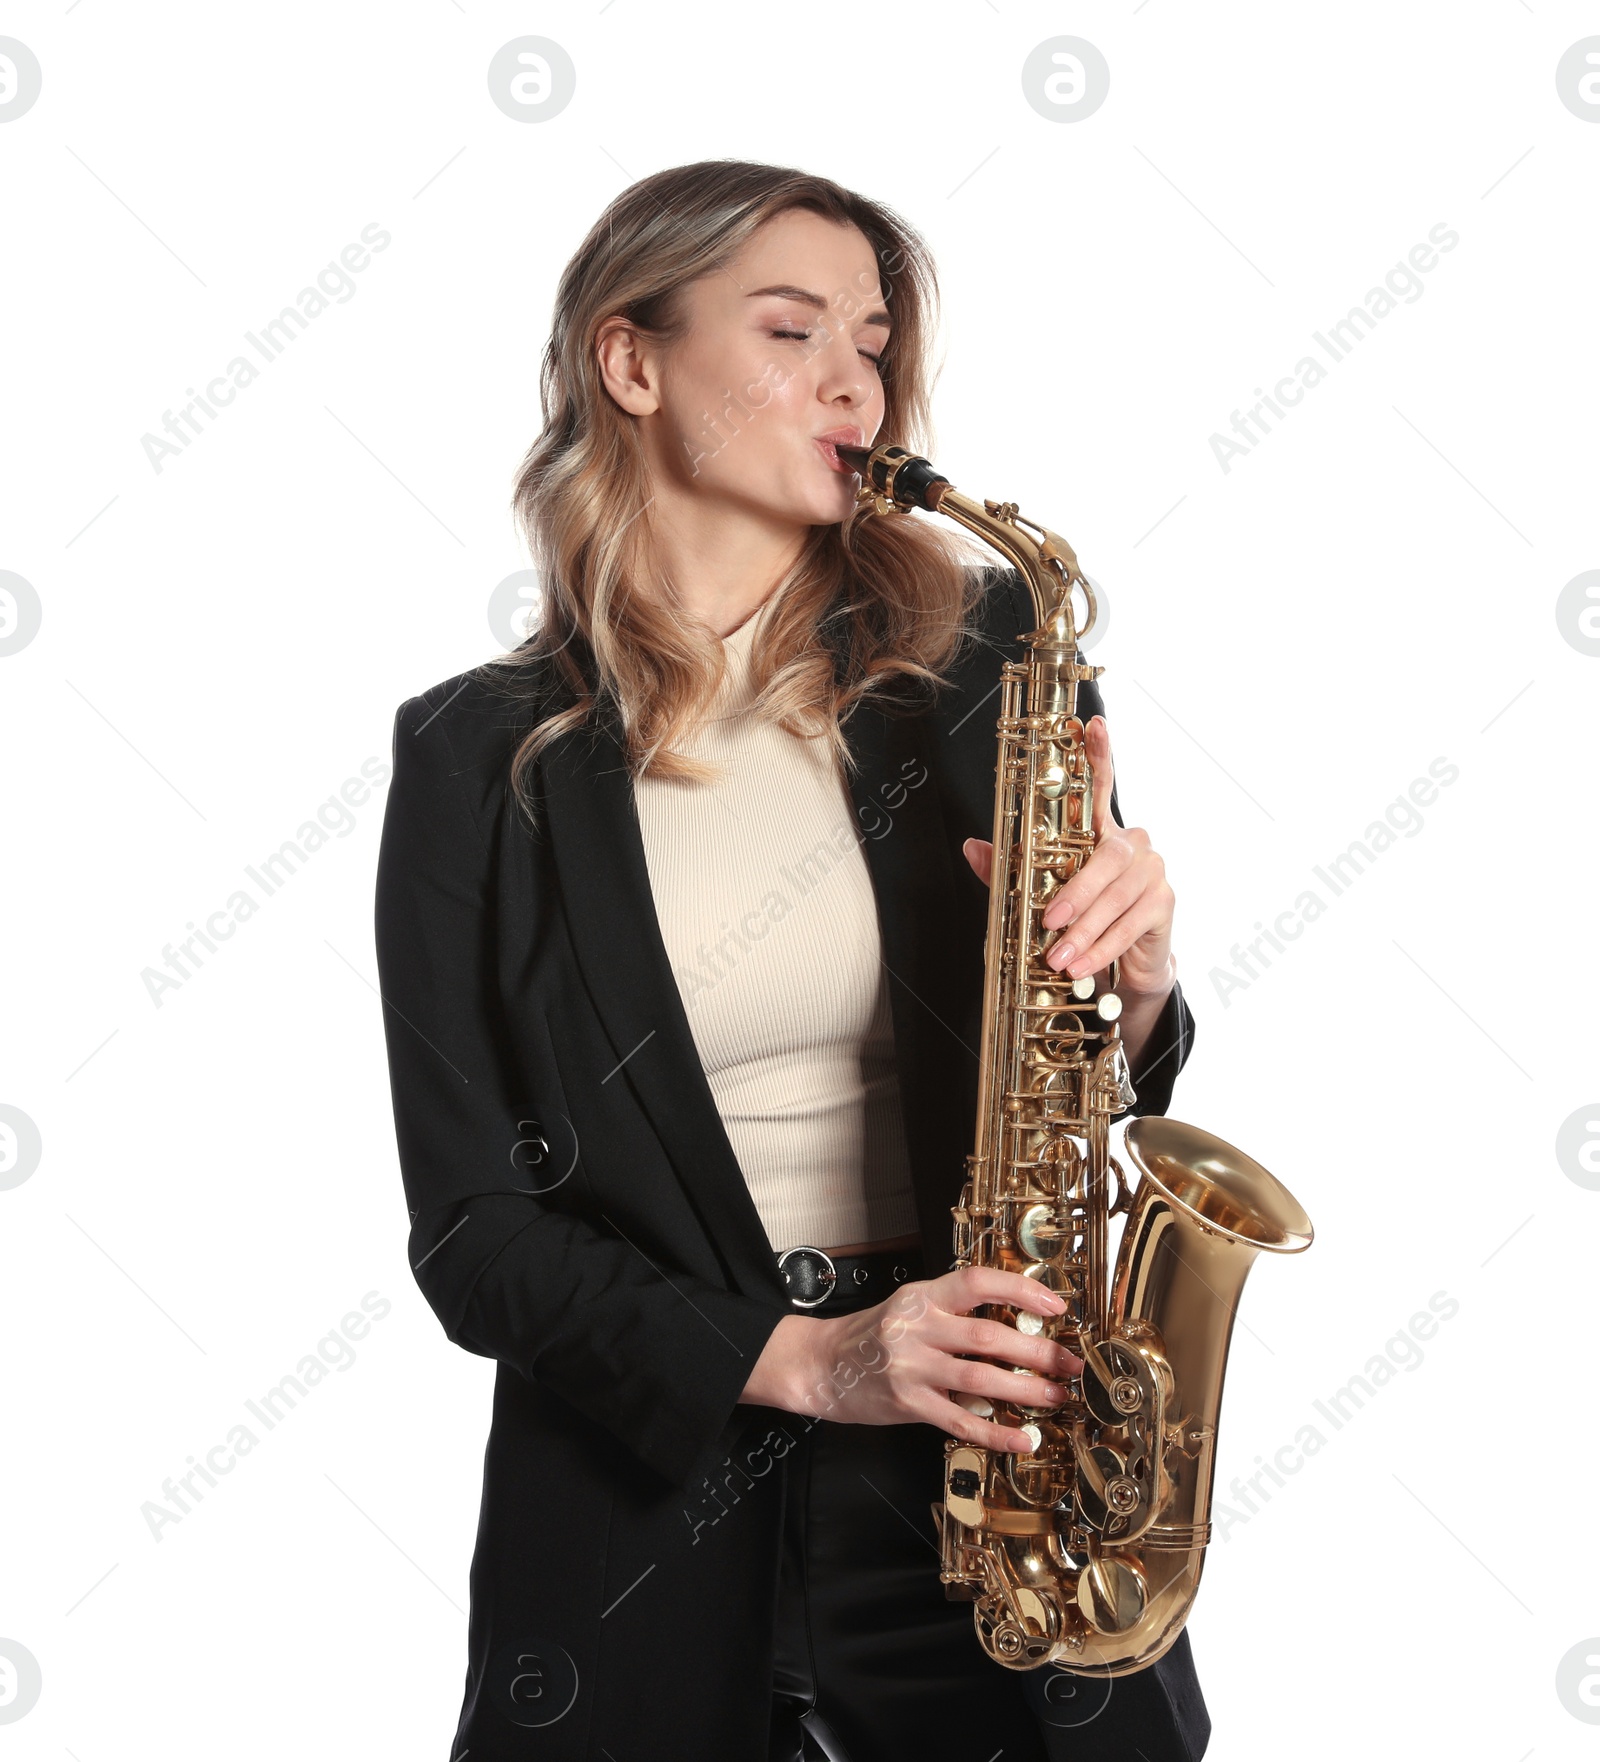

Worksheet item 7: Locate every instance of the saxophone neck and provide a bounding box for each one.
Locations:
[940,484,1104,677]
[843,444,1104,665]
[951,488,1108,730]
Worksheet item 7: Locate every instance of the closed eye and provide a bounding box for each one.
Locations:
[771,327,883,367]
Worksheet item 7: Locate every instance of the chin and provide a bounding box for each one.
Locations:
[802,493,858,529]
[750,481,855,530]
[803,478,861,525]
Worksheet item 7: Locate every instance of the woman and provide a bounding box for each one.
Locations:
[374,160,1205,1762]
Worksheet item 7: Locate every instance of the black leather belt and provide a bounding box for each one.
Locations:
[776,1243,927,1313]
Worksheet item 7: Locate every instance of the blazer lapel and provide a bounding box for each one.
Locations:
[536,719,787,1302]
[838,697,977,1265]
[532,649,972,1300]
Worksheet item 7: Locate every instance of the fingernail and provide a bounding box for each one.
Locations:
[1045,1292,1067,1311]
[1051,943,1075,969]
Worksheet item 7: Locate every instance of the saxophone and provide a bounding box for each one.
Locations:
[838,443,1314,1677]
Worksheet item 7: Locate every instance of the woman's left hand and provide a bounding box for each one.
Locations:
[961,714,1177,1003]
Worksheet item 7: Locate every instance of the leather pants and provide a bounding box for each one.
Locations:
[765,1264,1211,1762]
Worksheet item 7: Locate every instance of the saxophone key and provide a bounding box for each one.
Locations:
[1076,1555,1148,1636]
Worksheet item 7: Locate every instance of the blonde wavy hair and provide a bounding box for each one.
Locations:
[476,158,990,826]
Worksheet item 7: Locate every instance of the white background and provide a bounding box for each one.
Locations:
[2,3,1597,1757]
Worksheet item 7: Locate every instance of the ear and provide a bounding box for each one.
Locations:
[595,314,661,417]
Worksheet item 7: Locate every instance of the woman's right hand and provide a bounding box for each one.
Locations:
[740,1267,1085,1455]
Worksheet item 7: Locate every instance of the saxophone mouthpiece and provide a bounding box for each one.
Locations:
[836,442,951,511]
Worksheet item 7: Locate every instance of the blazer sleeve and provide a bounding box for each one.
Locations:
[373,693,787,1493]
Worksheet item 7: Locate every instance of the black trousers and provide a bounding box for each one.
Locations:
[765,1269,1212,1761]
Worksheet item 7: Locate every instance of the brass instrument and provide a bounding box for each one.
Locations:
[838,443,1314,1676]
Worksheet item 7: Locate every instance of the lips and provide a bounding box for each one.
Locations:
[815,429,865,474]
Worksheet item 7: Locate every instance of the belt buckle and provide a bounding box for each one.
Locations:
[777,1245,838,1308]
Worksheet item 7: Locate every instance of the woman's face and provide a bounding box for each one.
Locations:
[606,209,891,531]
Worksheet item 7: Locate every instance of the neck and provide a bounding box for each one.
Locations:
[640,477,808,638]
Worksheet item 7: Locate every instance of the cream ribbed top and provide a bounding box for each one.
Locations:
[632,594,918,1256]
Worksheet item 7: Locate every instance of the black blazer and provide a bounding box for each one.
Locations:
[373,564,1198,1759]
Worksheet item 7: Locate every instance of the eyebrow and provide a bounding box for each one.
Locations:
[745,283,892,329]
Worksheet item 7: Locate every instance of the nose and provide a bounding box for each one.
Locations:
[816,323,879,411]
